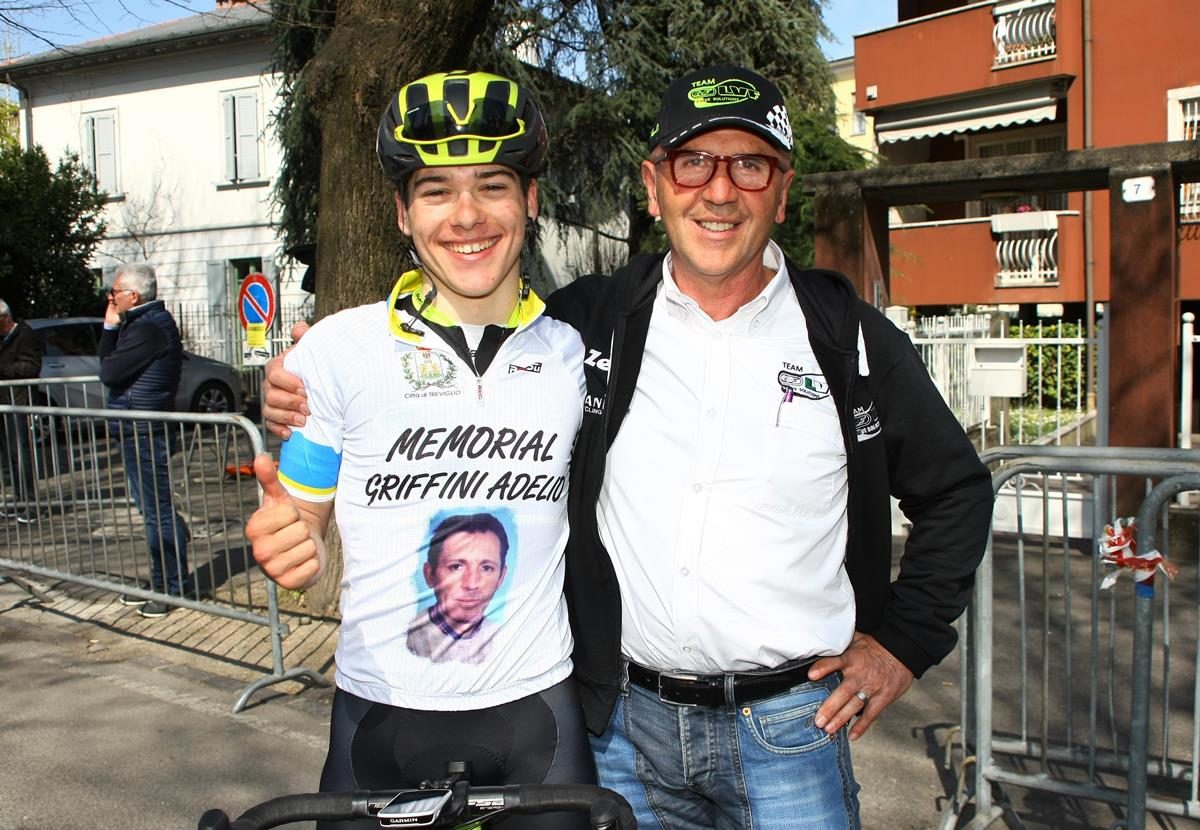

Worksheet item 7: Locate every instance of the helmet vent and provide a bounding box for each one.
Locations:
[444,78,471,125]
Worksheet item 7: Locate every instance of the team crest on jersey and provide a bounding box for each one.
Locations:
[777,368,829,400]
[401,350,458,392]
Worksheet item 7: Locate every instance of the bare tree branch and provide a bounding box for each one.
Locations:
[1,0,207,57]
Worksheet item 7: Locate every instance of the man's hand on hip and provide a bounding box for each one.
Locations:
[262,321,310,440]
[808,632,914,740]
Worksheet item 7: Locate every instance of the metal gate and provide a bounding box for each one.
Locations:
[944,446,1200,829]
[1,378,326,712]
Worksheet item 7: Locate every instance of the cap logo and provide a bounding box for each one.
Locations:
[765,103,793,149]
[687,77,760,109]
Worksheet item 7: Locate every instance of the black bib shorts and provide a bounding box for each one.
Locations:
[317,676,596,829]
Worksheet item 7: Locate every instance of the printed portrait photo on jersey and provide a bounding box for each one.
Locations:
[405,507,517,664]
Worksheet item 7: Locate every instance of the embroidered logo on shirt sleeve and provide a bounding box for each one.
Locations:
[854,402,882,441]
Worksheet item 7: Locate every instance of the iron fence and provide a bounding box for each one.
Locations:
[909,318,1095,447]
[942,445,1200,829]
[0,377,325,712]
[173,300,312,406]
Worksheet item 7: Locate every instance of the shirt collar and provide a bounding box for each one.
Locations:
[658,240,791,329]
[428,604,484,641]
[386,268,545,344]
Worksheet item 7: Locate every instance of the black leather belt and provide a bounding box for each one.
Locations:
[626,659,818,707]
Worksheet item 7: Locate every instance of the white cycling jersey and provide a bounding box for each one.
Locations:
[278,270,586,710]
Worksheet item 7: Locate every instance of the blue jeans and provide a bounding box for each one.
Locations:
[1,411,36,504]
[591,666,860,830]
[119,419,189,596]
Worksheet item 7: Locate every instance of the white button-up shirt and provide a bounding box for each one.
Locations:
[596,242,854,673]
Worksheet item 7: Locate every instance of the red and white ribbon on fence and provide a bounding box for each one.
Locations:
[1098,517,1180,589]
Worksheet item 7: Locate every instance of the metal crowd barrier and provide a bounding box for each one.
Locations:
[0,377,326,712]
[943,446,1200,829]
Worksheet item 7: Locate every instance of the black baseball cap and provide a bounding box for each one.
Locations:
[648,64,793,154]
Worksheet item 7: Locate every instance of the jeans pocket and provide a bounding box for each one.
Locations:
[741,688,833,755]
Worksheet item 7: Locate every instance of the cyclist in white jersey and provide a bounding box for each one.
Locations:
[245,70,592,830]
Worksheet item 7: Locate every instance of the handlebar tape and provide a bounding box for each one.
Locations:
[196,808,231,830]
[228,792,372,830]
[508,784,637,830]
[214,784,636,830]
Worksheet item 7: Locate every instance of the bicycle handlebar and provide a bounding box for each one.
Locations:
[198,783,636,830]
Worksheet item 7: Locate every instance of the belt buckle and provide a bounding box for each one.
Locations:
[657,670,704,707]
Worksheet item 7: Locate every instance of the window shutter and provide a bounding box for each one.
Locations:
[235,92,260,180]
[83,115,97,178]
[222,94,237,181]
[93,114,117,194]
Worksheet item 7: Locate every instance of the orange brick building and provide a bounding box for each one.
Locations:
[853,0,1200,317]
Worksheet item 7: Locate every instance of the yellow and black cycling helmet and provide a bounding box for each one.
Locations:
[377,70,548,185]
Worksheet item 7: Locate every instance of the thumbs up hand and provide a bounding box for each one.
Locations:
[257,452,292,509]
[246,454,326,590]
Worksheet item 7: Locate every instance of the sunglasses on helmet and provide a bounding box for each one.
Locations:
[396,98,525,145]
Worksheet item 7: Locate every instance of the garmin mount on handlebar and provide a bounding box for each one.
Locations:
[198,761,637,830]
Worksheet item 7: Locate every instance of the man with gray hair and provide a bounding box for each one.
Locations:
[0,298,42,523]
[99,263,189,618]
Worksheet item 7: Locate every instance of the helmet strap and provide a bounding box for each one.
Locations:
[401,281,439,336]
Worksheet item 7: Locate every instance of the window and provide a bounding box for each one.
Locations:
[221,89,261,183]
[970,129,1067,215]
[83,110,118,194]
[230,257,263,280]
[1169,86,1200,222]
[41,323,100,357]
[852,110,868,137]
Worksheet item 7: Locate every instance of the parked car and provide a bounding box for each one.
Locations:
[26,317,244,413]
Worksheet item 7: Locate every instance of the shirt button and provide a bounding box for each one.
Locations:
[680,567,690,577]
[706,408,717,418]
[683,646,692,653]
[692,483,703,493]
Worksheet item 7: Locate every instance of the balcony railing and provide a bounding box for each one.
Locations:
[1183,183,1200,224]
[992,211,1059,286]
[994,0,1057,66]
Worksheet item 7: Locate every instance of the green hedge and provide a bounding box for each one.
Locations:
[1009,322,1088,410]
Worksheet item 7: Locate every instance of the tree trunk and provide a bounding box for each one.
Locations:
[301,0,493,616]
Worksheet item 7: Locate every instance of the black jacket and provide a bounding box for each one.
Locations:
[99,300,183,411]
[0,320,43,406]
[546,252,994,735]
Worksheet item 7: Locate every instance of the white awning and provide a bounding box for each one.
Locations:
[874,83,1062,144]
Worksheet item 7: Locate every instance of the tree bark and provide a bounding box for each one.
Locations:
[301,0,493,616]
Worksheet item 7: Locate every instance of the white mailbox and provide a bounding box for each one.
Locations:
[969,342,1028,397]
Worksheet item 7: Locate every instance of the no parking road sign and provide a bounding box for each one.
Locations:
[238,272,275,365]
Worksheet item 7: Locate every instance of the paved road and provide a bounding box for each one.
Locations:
[1,575,957,829]
[0,581,330,830]
[6,571,1191,830]
[0,574,963,830]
